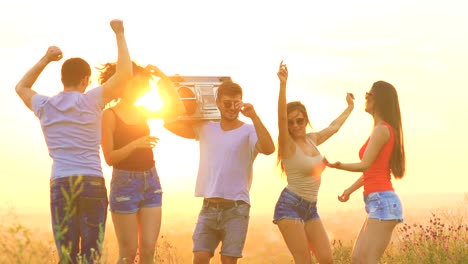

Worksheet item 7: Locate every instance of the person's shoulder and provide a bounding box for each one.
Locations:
[373,123,391,137]
[242,122,255,130]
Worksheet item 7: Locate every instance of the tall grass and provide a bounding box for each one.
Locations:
[1,193,467,263]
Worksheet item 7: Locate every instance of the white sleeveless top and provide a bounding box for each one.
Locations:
[283,135,324,202]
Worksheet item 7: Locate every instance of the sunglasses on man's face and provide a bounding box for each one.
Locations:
[222,100,240,109]
[288,117,305,126]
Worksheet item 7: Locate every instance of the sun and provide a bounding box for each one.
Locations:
[134,80,164,112]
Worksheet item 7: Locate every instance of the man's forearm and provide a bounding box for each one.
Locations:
[252,115,275,155]
[16,56,49,92]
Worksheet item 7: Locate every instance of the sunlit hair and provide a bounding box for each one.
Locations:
[61,58,91,86]
[97,61,153,100]
[277,101,312,173]
[216,81,242,100]
[371,81,406,178]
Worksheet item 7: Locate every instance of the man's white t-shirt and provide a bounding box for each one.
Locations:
[194,121,258,205]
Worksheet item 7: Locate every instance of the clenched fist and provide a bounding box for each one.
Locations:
[45,46,63,62]
[110,19,124,34]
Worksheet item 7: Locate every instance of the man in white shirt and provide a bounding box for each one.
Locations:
[164,81,275,264]
[15,20,133,263]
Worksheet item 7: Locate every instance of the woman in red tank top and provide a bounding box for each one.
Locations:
[326,81,406,264]
[99,62,185,263]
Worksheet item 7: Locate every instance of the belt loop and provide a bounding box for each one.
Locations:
[234,200,238,207]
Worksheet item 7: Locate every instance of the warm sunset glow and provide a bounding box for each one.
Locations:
[1,3,467,249]
[134,81,164,112]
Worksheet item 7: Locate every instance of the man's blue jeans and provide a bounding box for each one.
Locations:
[50,176,108,264]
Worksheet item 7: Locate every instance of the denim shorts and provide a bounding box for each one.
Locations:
[192,201,250,258]
[364,191,403,222]
[109,166,162,214]
[273,188,320,224]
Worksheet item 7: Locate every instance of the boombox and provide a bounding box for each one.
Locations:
[167,75,232,121]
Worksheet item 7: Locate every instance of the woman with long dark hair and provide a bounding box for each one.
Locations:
[326,80,406,264]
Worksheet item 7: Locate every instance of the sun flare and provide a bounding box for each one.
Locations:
[134,81,164,112]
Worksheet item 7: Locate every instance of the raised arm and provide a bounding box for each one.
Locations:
[311,93,354,146]
[101,19,133,104]
[101,109,159,166]
[144,64,186,119]
[327,124,390,172]
[277,61,295,159]
[15,46,63,110]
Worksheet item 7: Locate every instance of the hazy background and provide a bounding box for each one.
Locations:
[0,1,467,259]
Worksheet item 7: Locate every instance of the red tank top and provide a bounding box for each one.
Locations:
[359,122,394,195]
[111,109,154,171]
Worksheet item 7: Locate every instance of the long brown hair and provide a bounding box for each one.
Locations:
[371,81,406,178]
[276,101,312,173]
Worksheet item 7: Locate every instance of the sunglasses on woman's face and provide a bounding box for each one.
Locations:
[288,117,305,126]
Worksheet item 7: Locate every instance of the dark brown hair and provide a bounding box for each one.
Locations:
[371,81,406,178]
[277,101,312,172]
[216,81,242,100]
[61,58,91,86]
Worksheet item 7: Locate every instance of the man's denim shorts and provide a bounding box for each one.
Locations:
[364,191,403,222]
[109,166,162,214]
[273,188,320,224]
[192,200,250,258]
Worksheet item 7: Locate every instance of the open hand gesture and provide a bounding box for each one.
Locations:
[346,92,355,108]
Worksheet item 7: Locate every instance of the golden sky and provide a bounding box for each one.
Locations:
[1,0,467,214]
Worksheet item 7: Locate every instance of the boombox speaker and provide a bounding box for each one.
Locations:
[166,75,232,121]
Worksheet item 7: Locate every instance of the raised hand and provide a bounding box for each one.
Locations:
[110,19,124,34]
[132,135,159,149]
[346,92,355,108]
[239,102,257,119]
[45,46,63,62]
[277,60,288,83]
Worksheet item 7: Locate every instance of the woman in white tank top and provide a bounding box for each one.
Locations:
[273,61,354,264]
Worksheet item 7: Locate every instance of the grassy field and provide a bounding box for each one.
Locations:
[1,193,467,263]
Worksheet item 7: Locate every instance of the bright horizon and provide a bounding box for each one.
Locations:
[1,1,467,215]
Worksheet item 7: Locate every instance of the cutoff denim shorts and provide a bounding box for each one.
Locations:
[109,166,162,214]
[364,191,403,222]
[192,201,250,258]
[273,188,320,224]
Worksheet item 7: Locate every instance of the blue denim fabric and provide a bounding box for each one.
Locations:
[273,188,320,224]
[109,166,162,214]
[50,176,108,264]
[364,191,403,221]
[192,202,250,258]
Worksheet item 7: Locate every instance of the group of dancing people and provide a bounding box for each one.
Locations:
[15,19,405,264]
